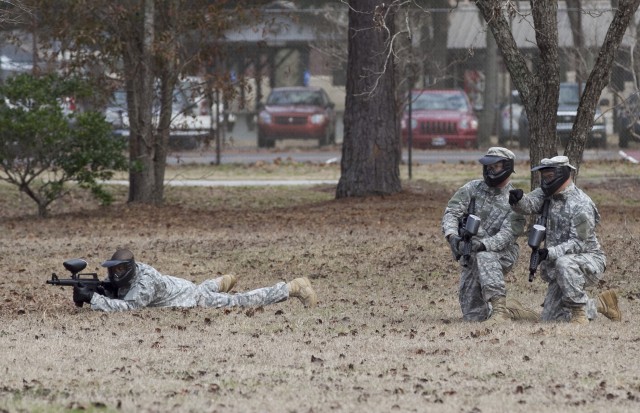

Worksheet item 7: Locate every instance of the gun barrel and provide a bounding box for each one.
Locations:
[529,250,540,282]
[46,277,102,287]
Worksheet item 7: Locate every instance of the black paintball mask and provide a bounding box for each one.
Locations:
[101,248,136,287]
[478,148,516,188]
[538,166,571,196]
[479,158,514,187]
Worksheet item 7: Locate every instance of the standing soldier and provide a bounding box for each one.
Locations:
[442,147,537,324]
[508,156,621,324]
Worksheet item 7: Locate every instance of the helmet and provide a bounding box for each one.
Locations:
[479,147,515,187]
[531,156,575,196]
[101,248,136,287]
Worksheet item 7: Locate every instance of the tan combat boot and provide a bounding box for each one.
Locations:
[287,277,317,308]
[597,290,621,321]
[570,306,589,325]
[485,296,511,325]
[505,298,540,322]
[216,274,238,293]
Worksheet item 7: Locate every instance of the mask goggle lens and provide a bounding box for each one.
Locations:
[111,263,129,278]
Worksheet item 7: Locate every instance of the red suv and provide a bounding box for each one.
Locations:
[257,86,336,148]
[401,89,478,149]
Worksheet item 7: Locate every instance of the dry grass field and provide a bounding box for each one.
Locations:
[1,159,640,413]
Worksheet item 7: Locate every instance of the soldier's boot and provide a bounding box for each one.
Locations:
[287,277,317,308]
[570,305,589,325]
[485,296,511,325]
[216,274,238,293]
[505,298,540,322]
[597,290,621,322]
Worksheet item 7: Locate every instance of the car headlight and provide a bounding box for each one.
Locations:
[460,118,478,130]
[401,118,418,130]
[311,113,326,124]
[258,112,271,124]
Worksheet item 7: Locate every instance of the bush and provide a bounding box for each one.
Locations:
[0,73,128,217]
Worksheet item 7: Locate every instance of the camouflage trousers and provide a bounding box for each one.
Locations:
[458,249,518,322]
[196,280,289,308]
[539,253,606,322]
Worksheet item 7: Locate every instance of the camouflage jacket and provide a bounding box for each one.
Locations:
[90,262,199,312]
[442,179,525,252]
[511,183,604,261]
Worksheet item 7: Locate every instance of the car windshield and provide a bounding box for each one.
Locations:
[411,92,469,111]
[108,88,190,114]
[267,90,323,106]
[559,84,581,105]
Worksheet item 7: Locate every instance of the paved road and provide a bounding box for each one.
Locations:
[168,146,630,166]
[168,112,636,165]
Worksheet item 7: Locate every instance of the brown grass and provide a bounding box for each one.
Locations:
[1,160,640,412]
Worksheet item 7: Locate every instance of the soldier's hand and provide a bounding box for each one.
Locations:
[73,283,94,305]
[448,235,462,257]
[538,248,548,262]
[509,189,523,205]
[95,285,113,298]
[471,239,486,252]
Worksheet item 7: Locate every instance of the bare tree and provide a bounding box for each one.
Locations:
[336,0,401,198]
[14,1,248,205]
[475,0,639,185]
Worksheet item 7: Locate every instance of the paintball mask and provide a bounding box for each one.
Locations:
[101,248,136,286]
[531,156,576,196]
[478,147,515,187]
[537,166,571,196]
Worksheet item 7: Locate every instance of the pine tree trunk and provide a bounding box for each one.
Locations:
[336,0,401,198]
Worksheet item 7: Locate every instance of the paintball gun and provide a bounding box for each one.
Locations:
[527,198,551,282]
[454,196,481,266]
[46,258,116,307]
[459,214,481,267]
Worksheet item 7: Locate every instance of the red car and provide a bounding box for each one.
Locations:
[257,86,336,148]
[401,89,479,149]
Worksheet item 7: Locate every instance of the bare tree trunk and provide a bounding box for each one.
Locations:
[127,0,157,204]
[479,25,497,147]
[475,1,559,189]
[566,0,586,83]
[565,0,640,170]
[153,0,179,205]
[336,0,401,198]
[476,0,639,186]
[421,0,449,86]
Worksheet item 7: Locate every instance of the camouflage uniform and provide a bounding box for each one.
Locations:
[511,184,606,322]
[442,179,526,321]
[90,262,288,312]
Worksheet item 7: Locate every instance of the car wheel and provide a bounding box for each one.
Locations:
[599,136,607,149]
[518,132,529,149]
[258,132,271,148]
[497,128,507,145]
[619,129,629,148]
[319,130,330,147]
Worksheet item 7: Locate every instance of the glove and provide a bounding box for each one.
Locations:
[448,235,462,257]
[96,283,116,298]
[73,283,94,306]
[538,248,549,262]
[471,239,486,252]
[509,189,524,205]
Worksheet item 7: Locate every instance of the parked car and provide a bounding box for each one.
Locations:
[518,82,607,149]
[256,86,336,148]
[616,93,640,148]
[497,90,523,145]
[103,78,236,150]
[401,89,478,149]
